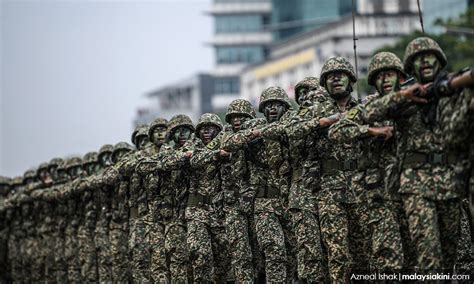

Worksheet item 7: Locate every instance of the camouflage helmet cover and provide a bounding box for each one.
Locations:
[148,118,168,139]
[98,144,114,161]
[403,37,447,75]
[49,158,63,169]
[65,157,83,170]
[0,176,11,187]
[82,152,98,165]
[195,113,224,135]
[167,114,195,139]
[225,99,256,123]
[131,124,149,146]
[258,86,291,112]
[320,56,357,89]
[294,76,320,103]
[367,52,405,86]
[37,162,49,172]
[23,168,37,180]
[112,142,134,163]
[11,176,23,187]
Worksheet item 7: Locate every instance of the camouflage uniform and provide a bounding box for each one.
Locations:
[328,52,415,272]
[0,176,11,283]
[361,37,464,270]
[103,142,135,282]
[5,177,24,282]
[223,87,292,283]
[221,99,258,282]
[95,144,114,283]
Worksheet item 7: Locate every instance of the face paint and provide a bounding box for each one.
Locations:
[56,169,69,182]
[68,166,83,179]
[152,126,167,146]
[136,135,149,150]
[297,87,308,105]
[198,124,220,145]
[85,163,101,175]
[263,100,287,123]
[375,70,400,96]
[173,127,192,147]
[99,152,112,167]
[48,165,58,181]
[230,114,248,132]
[413,52,441,83]
[326,72,351,99]
[38,169,52,184]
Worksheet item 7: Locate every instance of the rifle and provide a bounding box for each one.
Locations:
[434,67,474,97]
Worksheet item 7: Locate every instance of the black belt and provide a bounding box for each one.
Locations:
[255,187,280,198]
[321,158,358,174]
[403,151,460,169]
[187,193,211,207]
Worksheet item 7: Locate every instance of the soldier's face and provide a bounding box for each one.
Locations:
[56,169,69,182]
[199,125,220,145]
[137,136,149,150]
[173,127,192,147]
[24,177,36,185]
[326,72,351,97]
[413,52,441,83]
[38,169,52,184]
[114,150,129,162]
[375,70,400,96]
[152,126,167,146]
[263,101,287,123]
[230,114,248,132]
[99,152,112,167]
[296,87,309,105]
[85,162,101,175]
[49,165,59,181]
[68,166,83,179]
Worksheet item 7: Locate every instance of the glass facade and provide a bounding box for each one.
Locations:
[216,46,265,64]
[215,15,269,33]
[214,77,240,94]
[272,0,352,40]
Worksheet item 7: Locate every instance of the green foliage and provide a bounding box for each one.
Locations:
[373,5,474,72]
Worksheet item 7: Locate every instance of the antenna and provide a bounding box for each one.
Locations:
[352,0,361,101]
[417,0,425,34]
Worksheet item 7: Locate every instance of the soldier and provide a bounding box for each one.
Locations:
[104,141,135,282]
[95,144,115,283]
[0,176,12,283]
[328,52,416,273]
[221,99,258,282]
[361,37,465,271]
[223,86,292,282]
[6,176,24,282]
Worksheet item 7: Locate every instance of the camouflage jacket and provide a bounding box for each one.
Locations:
[329,93,401,202]
[361,88,467,200]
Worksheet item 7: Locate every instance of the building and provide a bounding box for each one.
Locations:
[241,0,421,105]
[133,73,214,126]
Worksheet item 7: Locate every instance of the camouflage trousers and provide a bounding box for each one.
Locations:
[186,213,230,282]
[368,200,404,271]
[318,191,370,282]
[129,215,151,283]
[42,230,57,282]
[290,209,325,282]
[8,235,22,282]
[95,217,113,283]
[455,199,473,273]
[78,224,98,282]
[24,235,42,282]
[254,198,288,283]
[403,194,461,270]
[0,229,9,283]
[65,225,82,282]
[53,229,68,283]
[110,219,131,282]
[224,205,254,282]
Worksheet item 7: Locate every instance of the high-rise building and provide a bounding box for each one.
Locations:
[207,0,272,112]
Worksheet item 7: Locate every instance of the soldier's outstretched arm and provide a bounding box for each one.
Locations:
[329,106,370,142]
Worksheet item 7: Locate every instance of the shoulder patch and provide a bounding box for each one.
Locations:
[206,140,219,150]
[346,108,360,120]
[298,108,309,116]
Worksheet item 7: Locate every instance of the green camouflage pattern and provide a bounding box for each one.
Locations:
[98,144,114,156]
[195,112,223,134]
[294,76,320,103]
[367,52,405,86]
[225,99,256,123]
[132,124,149,146]
[82,152,98,165]
[258,86,292,112]
[403,37,447,75]
[167,114,195,140]
[65,157,82,170]
[320,56,357,89]
[148,117,168,137]
[112,142,134,163]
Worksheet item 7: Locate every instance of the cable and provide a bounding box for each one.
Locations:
[352,0,361,101]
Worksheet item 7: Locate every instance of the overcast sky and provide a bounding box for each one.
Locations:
[1,0,213,177]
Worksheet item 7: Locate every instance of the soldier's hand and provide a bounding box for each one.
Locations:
[185,151,193,158]
[398,82,431,103]
[219,149,231,157]
[319,114,340,127]
[250,128,262,140]
[368,126,394,141]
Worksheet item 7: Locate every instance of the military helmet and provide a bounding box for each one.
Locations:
[11,176,23,187]
[258,86,291,113]
[65,157,83,170]
[195,113,223,135]
[403,37,447,75]
[112,142,134,163]
[148,118,168,139]
[49,158,63,169]
[82,152,98,165]
[0,176,11,187]
[36,162,50,175]
[167,114,195,139]
[23,168,37,180]
[131,124,149,146]
[225,99,256,123]
[99,144,114,155]
[320,56,357,89]
[294,77,320,103]
[367,52,405,86]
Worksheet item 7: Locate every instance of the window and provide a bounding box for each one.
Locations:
[215,77,240,94]
[216,46,265,64]
[215,15,264,33]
